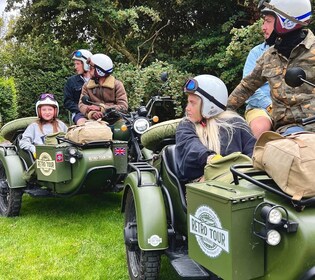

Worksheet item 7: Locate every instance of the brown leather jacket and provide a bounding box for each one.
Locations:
[79,75,128,119]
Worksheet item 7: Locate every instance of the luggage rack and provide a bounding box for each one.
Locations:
[55,136,112,148]
[230,164,315,208]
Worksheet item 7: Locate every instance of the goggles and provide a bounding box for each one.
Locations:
[38,93,56,101]
[72,50,88,60]
[258,0,308,26]
[184,79,226,111]
[86,57,109,77]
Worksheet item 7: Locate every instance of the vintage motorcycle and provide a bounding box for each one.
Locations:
[0,74,175,217]
[121,67,315,280]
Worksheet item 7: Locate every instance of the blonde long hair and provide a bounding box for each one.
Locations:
[195,110,245,155]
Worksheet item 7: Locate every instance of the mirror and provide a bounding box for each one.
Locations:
[81,95,91,105]
[160,72,168,82]
[284,67,306,88]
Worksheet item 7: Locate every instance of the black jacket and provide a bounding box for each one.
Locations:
[175,118,256,182]
[64,75,86,114]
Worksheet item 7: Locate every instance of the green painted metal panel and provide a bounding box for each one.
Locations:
[187,181,265,280]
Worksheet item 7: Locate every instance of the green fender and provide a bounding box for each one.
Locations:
[122,171,168,250]
[0,147,26,188]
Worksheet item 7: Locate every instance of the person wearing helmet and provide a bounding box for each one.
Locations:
[64,49,92,125]
[227,0,315,135]
[242,13,276,138]
[78,53,128,121]
[19,93,68,157]
[175,75,256,182]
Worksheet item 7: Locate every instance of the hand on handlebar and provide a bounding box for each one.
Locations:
[87,105,101,113]
[92,111,104,120]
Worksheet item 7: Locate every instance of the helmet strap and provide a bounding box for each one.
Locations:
[200,119,207,127]
[265,30,278,45]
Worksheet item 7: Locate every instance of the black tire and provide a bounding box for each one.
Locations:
[124,189,161,280]
[0,161,23,217]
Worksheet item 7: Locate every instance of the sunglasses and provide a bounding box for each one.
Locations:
[73,50,88,60]
[184,79,226,111]
[38,93,56,101]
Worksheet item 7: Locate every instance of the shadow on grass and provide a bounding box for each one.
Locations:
[20,191,123,218]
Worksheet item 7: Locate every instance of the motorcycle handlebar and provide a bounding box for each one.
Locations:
[302,116,315,126]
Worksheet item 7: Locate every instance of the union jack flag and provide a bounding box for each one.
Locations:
[114,147,126,156]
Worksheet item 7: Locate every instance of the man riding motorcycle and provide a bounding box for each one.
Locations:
[227,0,315,135]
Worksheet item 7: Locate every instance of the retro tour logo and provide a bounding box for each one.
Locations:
[190,205,229,258]
[36,152,56,176]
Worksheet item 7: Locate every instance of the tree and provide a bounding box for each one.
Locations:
[0,77,18,123]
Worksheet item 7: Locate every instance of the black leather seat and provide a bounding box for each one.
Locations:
[15,133,35,168]
[162,145,187,211]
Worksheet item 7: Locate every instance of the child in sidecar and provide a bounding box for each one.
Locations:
[19,93,68,159]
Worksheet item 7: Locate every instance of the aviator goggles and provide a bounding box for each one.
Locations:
[184,79,226,111]
[86,57,110,77]
[72,50,88,60]
[258,0,308,26]
[38,93,56,101]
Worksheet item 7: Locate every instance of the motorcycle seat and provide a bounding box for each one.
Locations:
[15,133,35,168]
[162,145,187,211]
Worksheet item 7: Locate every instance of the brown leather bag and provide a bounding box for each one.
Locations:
[252,131,315,200]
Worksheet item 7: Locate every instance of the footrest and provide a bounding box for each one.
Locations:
[171,255,210,279]
[24,188,53,197]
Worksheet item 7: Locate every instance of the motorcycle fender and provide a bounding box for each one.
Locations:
[123,171,168,250]
[0,148,26,188]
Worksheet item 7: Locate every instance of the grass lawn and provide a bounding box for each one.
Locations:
[0,192,181,280]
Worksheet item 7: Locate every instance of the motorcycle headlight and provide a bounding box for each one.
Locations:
[134,118,150,134]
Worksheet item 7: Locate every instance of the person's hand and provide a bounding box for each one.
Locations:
[92,111,103,120]
[87,105,101,112]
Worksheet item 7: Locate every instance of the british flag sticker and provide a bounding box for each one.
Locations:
[56,152,64,163]
[114,147,126,156]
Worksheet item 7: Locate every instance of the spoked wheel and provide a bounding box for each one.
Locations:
[124,188,161,280]
[0,161,23,217]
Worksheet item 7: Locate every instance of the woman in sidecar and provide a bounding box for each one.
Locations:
[175,74,256,183]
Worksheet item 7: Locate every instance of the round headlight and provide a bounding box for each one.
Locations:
[134,118,150,134]
[69,157,76,164]
[266,230,281,246]
[268,208,282,224]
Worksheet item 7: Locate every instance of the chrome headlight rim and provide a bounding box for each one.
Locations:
[134,118,150,134]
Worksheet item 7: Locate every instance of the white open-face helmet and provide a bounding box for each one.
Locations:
[35,93,59,118]
[184,74,227,119]
[72,49,92,71]
[259,0,312,34]
[87,53,114,77]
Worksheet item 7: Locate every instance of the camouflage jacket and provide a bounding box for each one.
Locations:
[227,29,315,132]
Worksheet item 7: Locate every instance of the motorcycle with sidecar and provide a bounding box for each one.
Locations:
[121,67,315,280]
[0,74,175,217]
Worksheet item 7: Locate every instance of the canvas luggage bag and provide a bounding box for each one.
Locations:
[204,152,252,183]
[252,131,315,200]
[65,120,112,144]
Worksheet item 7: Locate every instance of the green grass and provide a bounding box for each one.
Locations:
[0,192,181,280]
